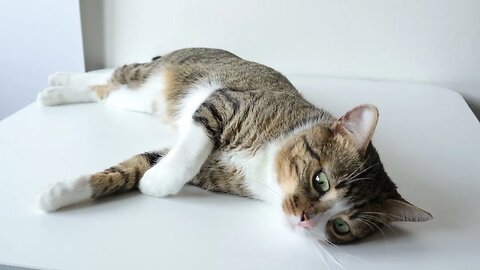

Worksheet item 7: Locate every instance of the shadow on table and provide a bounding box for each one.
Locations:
[54,185,245,212]
[54,171,465,249]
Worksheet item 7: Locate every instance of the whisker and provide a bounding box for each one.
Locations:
[361,214,397,235]
[340,160,381,187]
[319,237,370,265]
[366,219,388,244]
[346,177,376,185]
[312,240,330,270]
[344,155,371,180]
[347,162,381,181]
[356,218,375,234]
[315,241,346,270]
[358,217,388,244]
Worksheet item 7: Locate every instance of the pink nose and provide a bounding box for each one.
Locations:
[298,220,315,229]
[298,211,314,229]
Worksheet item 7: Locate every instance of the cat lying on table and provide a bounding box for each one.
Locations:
[37,48,432,244]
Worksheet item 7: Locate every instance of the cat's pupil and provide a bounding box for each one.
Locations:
[312,172,330,193]
[333,218,350,235]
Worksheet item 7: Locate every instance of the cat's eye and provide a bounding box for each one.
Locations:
[312,171,330,193]
[332,218,350,235]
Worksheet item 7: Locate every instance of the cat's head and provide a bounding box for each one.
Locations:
[275,104,432,244]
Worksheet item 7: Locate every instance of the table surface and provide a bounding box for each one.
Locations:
[0,75,479,270]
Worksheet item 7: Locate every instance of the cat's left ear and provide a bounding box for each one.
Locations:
[334,104,379,154]
[382,197,433,222]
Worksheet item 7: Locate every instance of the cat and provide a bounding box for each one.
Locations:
[37,48,432,244]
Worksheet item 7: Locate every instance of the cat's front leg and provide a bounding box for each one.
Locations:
[139,122,213,197]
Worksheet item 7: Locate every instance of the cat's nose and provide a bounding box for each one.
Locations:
[300,211,310,222]
[298,219,314,229]
[299,211,315,229]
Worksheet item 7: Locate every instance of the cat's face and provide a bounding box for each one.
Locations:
[275,105,432,244]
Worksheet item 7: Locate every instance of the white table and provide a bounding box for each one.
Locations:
[0,76,479,270]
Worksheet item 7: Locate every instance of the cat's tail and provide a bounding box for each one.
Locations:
[37,150,167,212]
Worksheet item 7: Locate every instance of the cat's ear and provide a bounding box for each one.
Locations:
[334,104,379,153]
[382,198,433,222]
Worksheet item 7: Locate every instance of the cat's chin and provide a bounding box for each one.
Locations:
[282,214,328,241]
[294,225,313,238]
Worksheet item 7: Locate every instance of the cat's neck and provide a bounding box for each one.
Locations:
[243,118,328,204]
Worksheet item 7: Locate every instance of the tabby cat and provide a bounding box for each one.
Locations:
[37,48,432,244]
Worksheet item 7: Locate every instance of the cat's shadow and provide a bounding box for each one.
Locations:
[54,176,458,248]
[54,185,239,213]
[53,192,137,213]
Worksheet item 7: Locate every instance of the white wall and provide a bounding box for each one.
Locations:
[81,0,480,117]
[0,1,85,119]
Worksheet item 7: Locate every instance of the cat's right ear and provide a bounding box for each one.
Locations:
[333,104,379,154]
[382,197,433,222]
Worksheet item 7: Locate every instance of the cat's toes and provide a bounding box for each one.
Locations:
[37,86,65,106]
[138,166,186,197]
[38,182,69,212]
[37,176,92,212]
[48,72,71,86]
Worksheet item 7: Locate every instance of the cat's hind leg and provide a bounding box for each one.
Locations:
[38,85,99,106]
[48,71,113,87]
[38,63,163,114]
[37,71,114,106]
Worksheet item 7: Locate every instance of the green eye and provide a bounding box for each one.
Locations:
[333,218,350,235]
[312,171,330,193]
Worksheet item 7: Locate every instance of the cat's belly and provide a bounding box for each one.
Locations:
[104,74,167,115]
[104,70,221,130]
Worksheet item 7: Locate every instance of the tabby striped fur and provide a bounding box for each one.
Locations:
[37,48,432,244]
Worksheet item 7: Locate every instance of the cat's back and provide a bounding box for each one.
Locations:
[158,47,241,65]
[159,48,298,94]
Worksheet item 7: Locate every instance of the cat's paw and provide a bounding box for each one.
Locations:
[138,163,187,197]
[37,86,95,106]
[37,86,65,106]
[48,72,72,86]
[37,176,92,212]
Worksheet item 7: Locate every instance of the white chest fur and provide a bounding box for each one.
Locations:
[222,142,283,204]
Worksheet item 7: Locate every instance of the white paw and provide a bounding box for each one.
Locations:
[37,86,95,106]
[48,72,72,86]
[38,181,70,212]
[138,163,187,197]
[37,86,65,106]
[37,176,92,212]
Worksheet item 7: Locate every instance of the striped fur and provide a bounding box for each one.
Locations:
[90,151,165,198]
[37,48,432,244]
